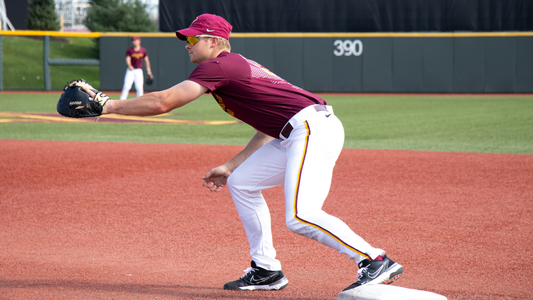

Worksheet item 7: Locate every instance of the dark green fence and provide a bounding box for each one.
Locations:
[100,32,533,93]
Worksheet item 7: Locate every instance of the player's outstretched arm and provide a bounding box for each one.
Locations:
[84,80,207,116]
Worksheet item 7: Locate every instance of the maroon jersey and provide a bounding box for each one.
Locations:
[125,47,148,69]
[187,52,326,138]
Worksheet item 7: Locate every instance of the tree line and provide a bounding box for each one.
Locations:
[27,0,156,32]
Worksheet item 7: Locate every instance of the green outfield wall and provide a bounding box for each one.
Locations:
[99,32,533,93]
[1,31,532,93]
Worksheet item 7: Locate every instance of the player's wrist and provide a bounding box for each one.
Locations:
[102,100,115,114]
[222,162,236,174]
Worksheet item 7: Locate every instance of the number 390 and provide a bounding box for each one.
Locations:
[333,40,363,57]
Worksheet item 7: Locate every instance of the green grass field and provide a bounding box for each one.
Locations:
[1,35,532,154]
[1,93,532,154]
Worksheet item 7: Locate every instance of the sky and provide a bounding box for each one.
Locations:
[54,0,159,21]
[141,0,159,20]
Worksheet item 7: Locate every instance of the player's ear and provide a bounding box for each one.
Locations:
[211,36,219,48]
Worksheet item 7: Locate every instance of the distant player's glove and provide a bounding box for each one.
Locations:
[57,79,110,118]
[145,75,153,86]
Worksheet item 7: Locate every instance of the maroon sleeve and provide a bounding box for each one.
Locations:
[187,60,229,92]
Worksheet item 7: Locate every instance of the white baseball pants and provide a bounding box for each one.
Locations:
[120,68,144,100]
[227,105,385,271]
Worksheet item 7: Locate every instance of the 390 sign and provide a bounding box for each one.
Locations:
[333,40,363,57]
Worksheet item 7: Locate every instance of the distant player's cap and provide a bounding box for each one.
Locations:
[175,14,232,40]
[132,36,141,41]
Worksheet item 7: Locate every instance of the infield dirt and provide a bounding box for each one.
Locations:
[1,140,532,299]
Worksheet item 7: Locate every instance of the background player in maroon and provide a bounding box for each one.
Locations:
[82,14,404,292]
[120,36,153,100]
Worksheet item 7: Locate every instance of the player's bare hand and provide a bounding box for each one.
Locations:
[81,85,96,98]
[202,165,232,192]
[79,85,111,114]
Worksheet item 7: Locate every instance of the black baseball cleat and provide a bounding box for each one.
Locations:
[343,255,404,291]
[223,261,289,291]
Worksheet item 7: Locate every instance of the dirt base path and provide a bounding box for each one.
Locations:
[1,140,532,300]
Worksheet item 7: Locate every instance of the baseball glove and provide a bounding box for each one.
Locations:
[57,79,110,118]
[145,75,153,86]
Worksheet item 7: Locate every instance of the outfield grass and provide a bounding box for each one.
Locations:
[335,95,533,153]
[1,93,532,154]
[2,36,99,91]
[1,36,531,154]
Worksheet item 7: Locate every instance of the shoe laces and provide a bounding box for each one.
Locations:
[355,265,369,282]
[240,266,256,279]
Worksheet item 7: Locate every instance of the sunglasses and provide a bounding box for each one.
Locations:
[186,35,214,46]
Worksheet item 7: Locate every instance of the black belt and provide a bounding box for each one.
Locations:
[280,105,328,139]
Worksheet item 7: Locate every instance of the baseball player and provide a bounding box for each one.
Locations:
[120,36,153,100]
[77,14,403,292]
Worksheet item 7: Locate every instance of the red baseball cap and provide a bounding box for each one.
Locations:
[132,36,141,41]
[175,14,232,40]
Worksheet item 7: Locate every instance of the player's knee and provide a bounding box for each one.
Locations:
[285,211,324,238]
[285,215,306,235]
[226,170,245,194]
[226,172,237,191]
